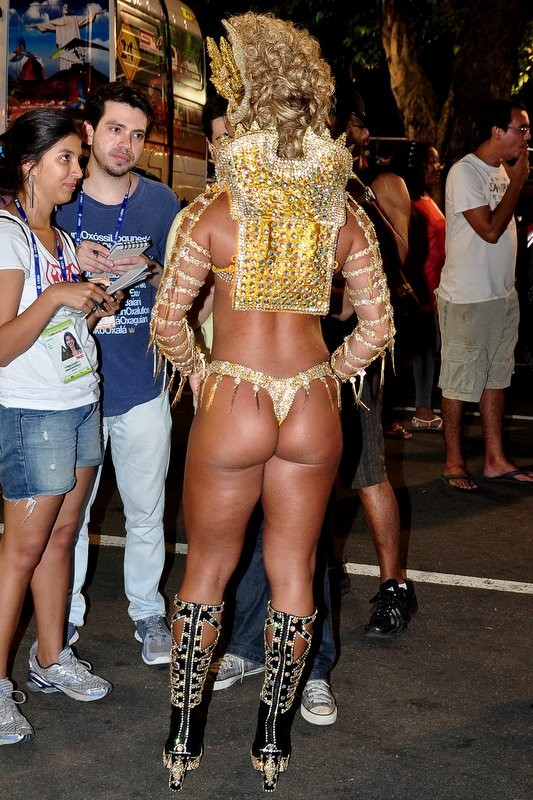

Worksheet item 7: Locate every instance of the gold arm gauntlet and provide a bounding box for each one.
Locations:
[330,314,395,406]
[150,315,206,405]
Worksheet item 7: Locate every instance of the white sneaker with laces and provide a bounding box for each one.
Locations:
[0,679,34,745]
[27,643,112,702]
[211,653,264,691]
[134,615,171,665]
[300,679,337,725]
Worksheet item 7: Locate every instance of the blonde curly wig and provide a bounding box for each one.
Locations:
[227,12,335,159]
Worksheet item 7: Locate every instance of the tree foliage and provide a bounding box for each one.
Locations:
[193,0,533,166]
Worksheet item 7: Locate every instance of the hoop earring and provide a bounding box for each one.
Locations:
[29,176,35,209]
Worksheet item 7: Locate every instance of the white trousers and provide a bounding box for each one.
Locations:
[69,394,172,626]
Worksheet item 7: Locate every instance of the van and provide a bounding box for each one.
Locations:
[0,0,206,203]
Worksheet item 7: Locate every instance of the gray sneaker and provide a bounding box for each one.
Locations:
[134,615,171,665]
[27,643,112,702]
[0,679,34,746]
[300,679,337,725]
[211,653,264,691]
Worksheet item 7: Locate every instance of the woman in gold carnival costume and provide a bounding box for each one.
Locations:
[151,12,393,793]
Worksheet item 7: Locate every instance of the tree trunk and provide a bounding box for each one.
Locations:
[381,0,449,153]
[382,0,529,167]
[446,0,529,162]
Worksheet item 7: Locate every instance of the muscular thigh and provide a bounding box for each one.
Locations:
[263,379,342,549]
[183,378,280,552]
[183,374,341,547]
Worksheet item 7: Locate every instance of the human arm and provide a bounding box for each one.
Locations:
[150,200,211,399]
[330,202,394,391]
[369,172,411,265]
[462,148,530,243]
[190,274,215,328]
[0,269,119,366]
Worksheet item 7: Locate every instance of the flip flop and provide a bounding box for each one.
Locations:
[411,415,443,431]
[384,422,412,440]
[441,473,479,492]
[482,469,533,486]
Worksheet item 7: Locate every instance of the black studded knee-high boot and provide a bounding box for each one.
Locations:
[163,597,224,792]
[251,602,316,792]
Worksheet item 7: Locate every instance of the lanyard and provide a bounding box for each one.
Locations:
[14,198,75,297]
[75,178,132,247]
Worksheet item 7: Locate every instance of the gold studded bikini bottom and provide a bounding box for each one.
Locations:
[198,360,340,424]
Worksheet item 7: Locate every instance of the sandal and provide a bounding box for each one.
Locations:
[383,422,412,440]
[411,415,443,431]
[441,473,479,492]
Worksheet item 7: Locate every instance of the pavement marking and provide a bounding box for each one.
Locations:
[88,534,533,596]
[345,563,533,595]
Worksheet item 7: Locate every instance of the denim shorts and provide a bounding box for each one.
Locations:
[0,402,102,501]
[437,291,519,402]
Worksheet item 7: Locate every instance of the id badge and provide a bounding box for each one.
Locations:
[40,318,94,383]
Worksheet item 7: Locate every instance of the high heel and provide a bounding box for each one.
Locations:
[251,603,316,792]
[163,597,223,792]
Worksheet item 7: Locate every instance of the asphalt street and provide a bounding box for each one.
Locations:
[2,365,533,800]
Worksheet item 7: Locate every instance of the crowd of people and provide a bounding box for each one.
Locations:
[0,8,531,797]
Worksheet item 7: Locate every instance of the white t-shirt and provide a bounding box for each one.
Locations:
[437,153,517,303]
[0,211,100,410]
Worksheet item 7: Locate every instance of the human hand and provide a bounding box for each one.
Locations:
[76,241,115,274]
[87,288,124,320]
[503,146,530,185]
[102,253,151,276]
[46,281,121,317]
[188,369,205,398]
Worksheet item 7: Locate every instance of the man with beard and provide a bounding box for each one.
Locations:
[56,81,179,665]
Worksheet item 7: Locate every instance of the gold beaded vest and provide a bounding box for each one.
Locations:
[215,125,353,314]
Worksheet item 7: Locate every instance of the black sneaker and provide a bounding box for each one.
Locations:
[364,578,418,638]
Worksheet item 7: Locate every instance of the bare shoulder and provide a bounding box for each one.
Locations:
[175,188,230,243]
[336,200,373,265]
[371,171,410,209]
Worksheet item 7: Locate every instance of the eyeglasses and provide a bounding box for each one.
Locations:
[507,124,531,135]
[347,121,367,130]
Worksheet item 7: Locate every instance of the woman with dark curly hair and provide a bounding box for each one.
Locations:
[152,12,393,792]
[389,140,446,430]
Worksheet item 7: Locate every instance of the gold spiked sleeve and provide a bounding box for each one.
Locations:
[150,195,215,402]
[330,200,395,404]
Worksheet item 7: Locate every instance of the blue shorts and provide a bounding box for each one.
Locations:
[0,402,102,501]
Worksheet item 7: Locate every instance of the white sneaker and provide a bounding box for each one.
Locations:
[211,653,264,691]
[300,679,337,725]
[0,679,34,745]
[27,643,112,702]
[134,615,171,665]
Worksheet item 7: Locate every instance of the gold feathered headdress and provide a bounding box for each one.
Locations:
[206,20,251,126]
